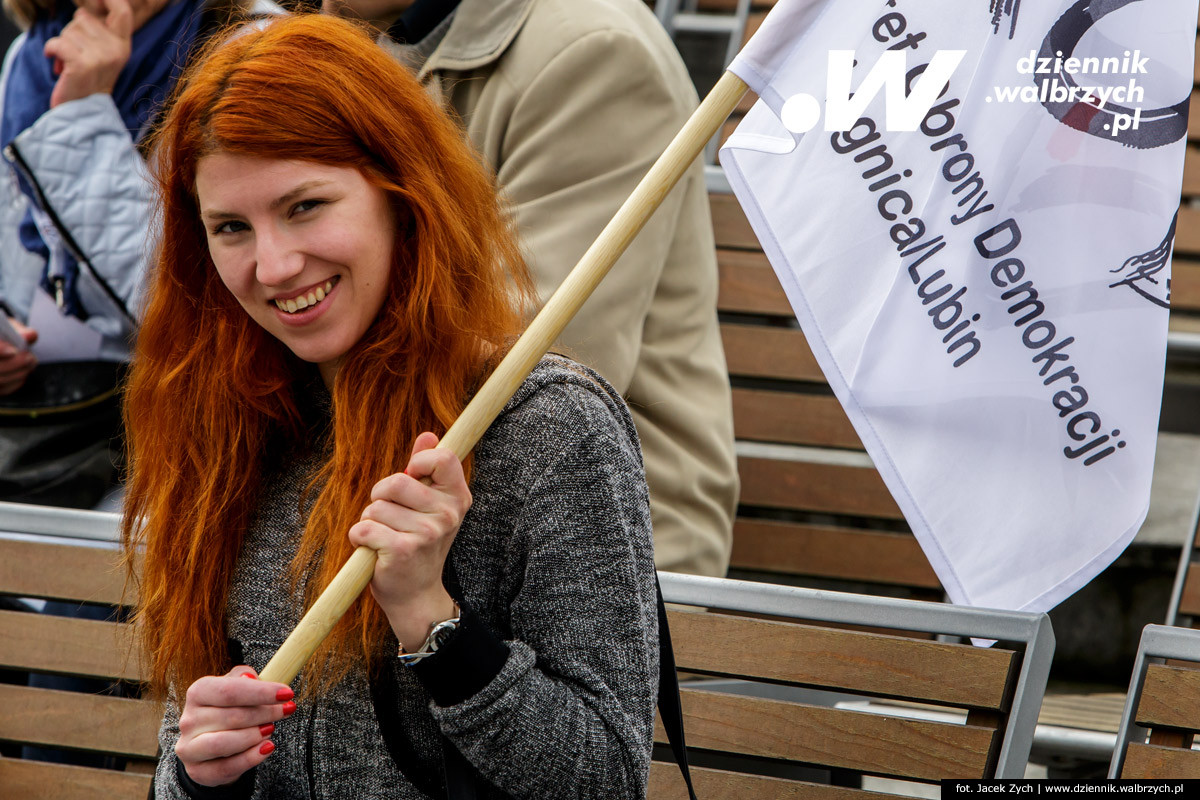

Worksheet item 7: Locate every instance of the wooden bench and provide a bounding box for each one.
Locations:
[0,505,156,800]
[1108,624,1200,778]
[649,572,1055,797]
[1,503,1057,798]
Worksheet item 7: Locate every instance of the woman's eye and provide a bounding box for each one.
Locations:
[213,220,248,235]
[292,199,325,216]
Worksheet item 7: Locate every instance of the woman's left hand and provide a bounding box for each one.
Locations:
[348,432,470,651]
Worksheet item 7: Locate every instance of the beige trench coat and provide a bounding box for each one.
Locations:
[414,0,738,576]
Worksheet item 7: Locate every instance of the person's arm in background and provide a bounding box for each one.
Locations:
[6,0,152,330]
[0,317,36,395]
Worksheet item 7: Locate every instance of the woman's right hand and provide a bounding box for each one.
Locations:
[0,318,37,395]
[175,666,296,788]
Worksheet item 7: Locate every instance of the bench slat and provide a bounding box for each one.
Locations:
[1121,742,1200,778]
[711,193,759,250]
[654,690,996,782]
[0,684,160,758]
[0,608,142,682]
[730,520,938,589]
[1183,146,1200,197]
[718,249,792,316]
[1179,563,1200,620]
[667,609,1015,709]
[648,763,896,800]
[722,324,823,383]
[732,390,861,450]
[0,539,130,606]
[1135,664,1200,730]
[0,759,153,800]
[1171,261,1200,313]
[1191,90,1200,143]
[1174,206,1200,255]
[737,456,902,519]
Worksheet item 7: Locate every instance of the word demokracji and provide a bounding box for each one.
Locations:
[975,219,1125,466]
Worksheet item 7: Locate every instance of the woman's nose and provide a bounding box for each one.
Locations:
[254,232,305,287]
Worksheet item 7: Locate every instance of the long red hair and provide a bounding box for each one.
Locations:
[123,14,532,698]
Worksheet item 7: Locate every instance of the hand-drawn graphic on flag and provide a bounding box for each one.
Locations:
[720,0,1196,612]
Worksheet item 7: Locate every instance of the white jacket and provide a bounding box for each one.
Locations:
[0,0,282,362]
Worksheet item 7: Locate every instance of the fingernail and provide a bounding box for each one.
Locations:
[282,700,297,716]
[259,723,274,737]
[259,741,275,755]
[275,687,293,701]
[241,673,258,680]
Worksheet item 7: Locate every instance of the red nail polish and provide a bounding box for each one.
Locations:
[282,700,297,716]
[259,741,275,755]
[259,724,275,737]
[275,687,293,701]
[241,673,257,680]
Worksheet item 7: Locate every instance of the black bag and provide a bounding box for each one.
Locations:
[0,360,125,508]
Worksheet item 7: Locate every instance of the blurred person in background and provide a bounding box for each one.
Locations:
[0,0,278,509]
[0,0,277,771]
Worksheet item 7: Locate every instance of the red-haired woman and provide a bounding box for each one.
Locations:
[123,14,657,800]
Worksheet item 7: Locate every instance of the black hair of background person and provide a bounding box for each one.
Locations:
[0,14,18,52]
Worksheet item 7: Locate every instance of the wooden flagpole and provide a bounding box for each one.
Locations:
[259,70,750,685]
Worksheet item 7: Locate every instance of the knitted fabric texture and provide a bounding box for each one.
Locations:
[153,356,659,800]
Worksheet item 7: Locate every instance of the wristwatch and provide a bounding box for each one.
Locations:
[397,602,461,666]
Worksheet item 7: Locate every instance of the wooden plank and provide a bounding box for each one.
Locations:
[0,759,152,800]
[731,389,860,449]
[1037,692,1127,733]
[0,539,131,606]
[1183,146,1200,196]
[0,609,143,682]
[649,763,897,800]
[711,192,760,250]
[722,324,824,383]
[737,456,903,519]
[1178,206,1200,255]
[1191,91,1200,143]
[730,520,939,589]
[0,684,160,758]
[1121,742,1200,778]
[717,249,792,316]
[1136,664,1200,729]
[653,690,997,781]
[1180,563,1200,620]
[666,609,1015,709]
[1170,261,1200,313]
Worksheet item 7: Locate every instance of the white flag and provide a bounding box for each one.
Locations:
[720,0,1196,612]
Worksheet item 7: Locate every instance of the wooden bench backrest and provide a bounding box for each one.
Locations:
[0,537,156,800]
[712,192,941,598]
[1111,625,1200,779]
[649,574,1054,797]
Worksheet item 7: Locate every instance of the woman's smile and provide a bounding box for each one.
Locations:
[271,277,341,323]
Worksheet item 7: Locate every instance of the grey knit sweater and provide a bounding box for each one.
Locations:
[153,356,659,800]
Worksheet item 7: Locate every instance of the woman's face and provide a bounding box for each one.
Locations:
[195,153,396,385]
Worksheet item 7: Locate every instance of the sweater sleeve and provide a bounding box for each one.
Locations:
[415,385,659,800]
